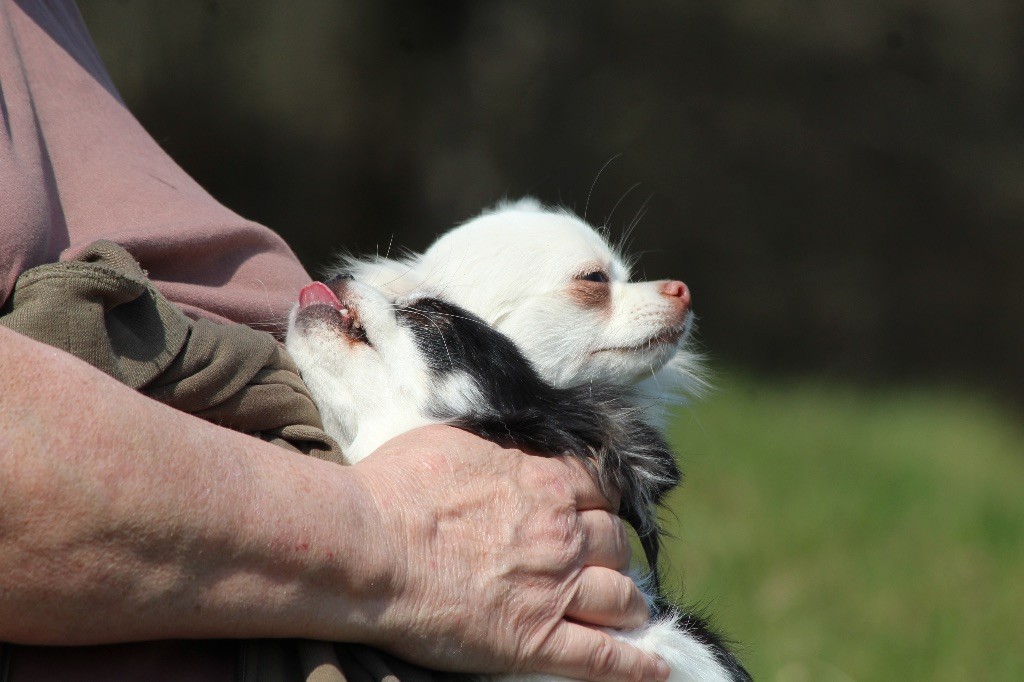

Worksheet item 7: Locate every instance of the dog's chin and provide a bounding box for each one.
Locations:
[570,341,677,385]
[586,324,683,373]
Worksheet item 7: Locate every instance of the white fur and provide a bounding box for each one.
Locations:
[493,618,736,682]
[345,199,706,409]
[286,283,435,461]
[286,281,738,682]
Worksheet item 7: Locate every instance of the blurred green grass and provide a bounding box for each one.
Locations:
[658,372,1024,681]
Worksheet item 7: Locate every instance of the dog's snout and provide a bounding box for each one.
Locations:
[659,278,692,317]
[659,278,692,307]
[325,273,354,284]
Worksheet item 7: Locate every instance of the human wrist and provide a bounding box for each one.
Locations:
[334,459,419,649]
[239,455,404,644]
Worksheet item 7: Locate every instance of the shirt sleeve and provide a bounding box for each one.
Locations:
[0,0,310,333]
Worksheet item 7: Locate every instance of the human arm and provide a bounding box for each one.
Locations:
[0,326,667,681]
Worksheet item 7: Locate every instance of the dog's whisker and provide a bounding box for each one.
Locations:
[398,307,456,368]
[380,234,395,261]
[388,302,493,330]
[585,153,622,223]
[245,315,291,330]
[618,193,653,257]
[607,181,641,230]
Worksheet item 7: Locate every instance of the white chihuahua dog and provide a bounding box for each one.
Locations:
[344,199,705,421]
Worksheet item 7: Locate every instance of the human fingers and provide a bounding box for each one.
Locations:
[552,455,622,512]
[564,565,649,630]
[532,620,669,682]
[578,509,631,572]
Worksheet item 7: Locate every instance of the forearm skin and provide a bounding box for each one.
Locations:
[0,325,388,645]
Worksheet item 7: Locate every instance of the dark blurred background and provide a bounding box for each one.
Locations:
[79,0,1024,402]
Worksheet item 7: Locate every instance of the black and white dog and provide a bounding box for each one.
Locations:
[286,276,750,682]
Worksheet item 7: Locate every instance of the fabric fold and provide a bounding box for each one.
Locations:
[0,239,343,463]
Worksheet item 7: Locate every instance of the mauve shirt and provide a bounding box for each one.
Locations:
[0,0,312,331]
[1,1,315,679]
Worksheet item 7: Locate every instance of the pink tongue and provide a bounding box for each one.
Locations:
[299,282,342,309]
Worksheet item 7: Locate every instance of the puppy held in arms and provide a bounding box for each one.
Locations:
[287,278,748,682]
[286,202,750,681]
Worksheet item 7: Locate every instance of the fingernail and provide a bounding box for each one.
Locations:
[654,657,671,681]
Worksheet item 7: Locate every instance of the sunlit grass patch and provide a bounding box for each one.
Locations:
[659,374,1024,681]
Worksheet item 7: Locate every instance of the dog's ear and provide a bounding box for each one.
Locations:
[576,388,681,590]
[589,390,682,510]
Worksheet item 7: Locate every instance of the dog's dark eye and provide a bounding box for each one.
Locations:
[579,271,609,283]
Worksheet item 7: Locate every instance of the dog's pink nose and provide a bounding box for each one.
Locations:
[660,280,691,311]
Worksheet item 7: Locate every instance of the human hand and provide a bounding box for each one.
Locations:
[347,425,668,682]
